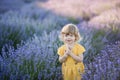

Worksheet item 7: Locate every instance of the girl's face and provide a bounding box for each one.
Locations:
[63,33,75,44]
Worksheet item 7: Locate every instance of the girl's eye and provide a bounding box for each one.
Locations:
[64,34,74,37]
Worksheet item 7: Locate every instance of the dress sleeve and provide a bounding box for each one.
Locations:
[57,46,64,56]
[77,44,86,55]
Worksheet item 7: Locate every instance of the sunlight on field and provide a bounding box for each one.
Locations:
[90,8,120,22]
[89,8,120,28]
[37,0,120,18]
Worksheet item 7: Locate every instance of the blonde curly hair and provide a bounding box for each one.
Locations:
[59,23,82,42]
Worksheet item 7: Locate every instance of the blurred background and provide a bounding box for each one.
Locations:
[0,0,120,80]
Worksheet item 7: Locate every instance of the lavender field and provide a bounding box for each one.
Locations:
[0,0,120,80]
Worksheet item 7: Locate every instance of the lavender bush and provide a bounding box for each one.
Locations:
[0,30,63,80]
[78,22,120,63]
[82,41,120,80]
[0,4,69,54]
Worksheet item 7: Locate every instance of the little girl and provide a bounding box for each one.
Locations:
[57,23,86,80]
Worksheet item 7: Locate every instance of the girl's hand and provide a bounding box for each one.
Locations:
[65,46,72,55]
[64,50,69,55]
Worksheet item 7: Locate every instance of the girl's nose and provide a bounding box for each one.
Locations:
[67,36,71,38]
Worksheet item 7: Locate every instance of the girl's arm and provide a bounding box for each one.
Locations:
[59,52,68,63]
[69,52,83,62]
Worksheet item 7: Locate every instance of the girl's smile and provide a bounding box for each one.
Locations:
[63,33,75,44]
[66,40,72,43]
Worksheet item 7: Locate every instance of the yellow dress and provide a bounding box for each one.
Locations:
[57,43,86,80]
